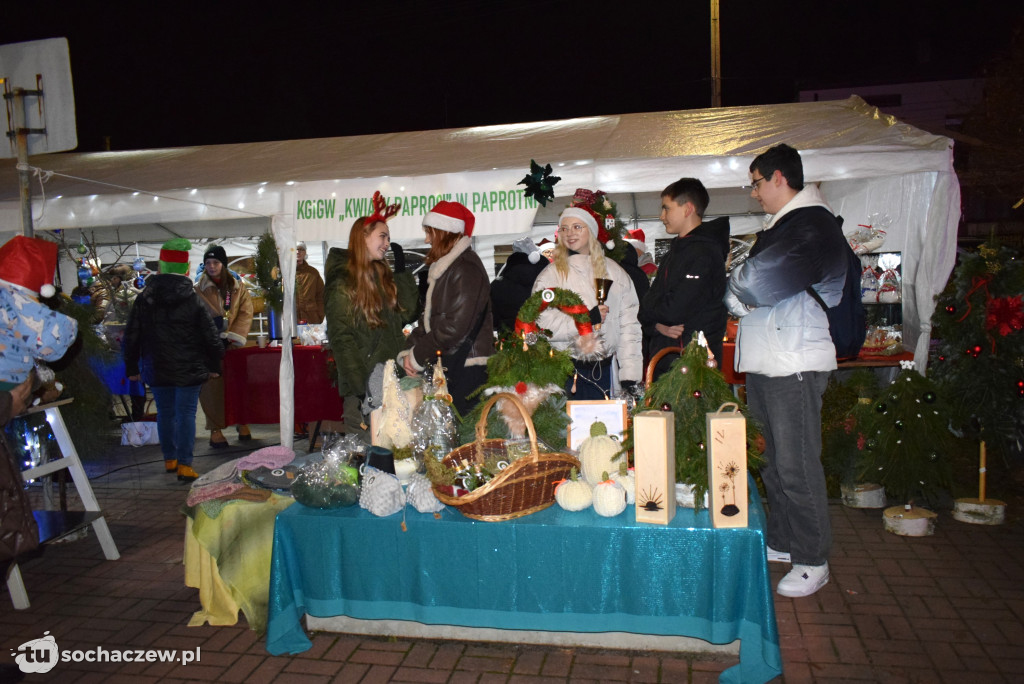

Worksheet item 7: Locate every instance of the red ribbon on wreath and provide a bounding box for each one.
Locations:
[955,275,993,323]
[514,291,594,338]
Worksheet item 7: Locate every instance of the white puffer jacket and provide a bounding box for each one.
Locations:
[725,186,847,377]
[533,254,643,384]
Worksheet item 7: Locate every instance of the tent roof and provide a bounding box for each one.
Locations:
[2,96,951,207]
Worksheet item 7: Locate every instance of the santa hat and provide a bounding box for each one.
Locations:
[159,238,192,275]
[0,235,58,298]
[423,201,475,237]
[560,206,616,250]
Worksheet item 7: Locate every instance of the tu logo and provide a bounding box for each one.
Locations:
[10,631,59,674]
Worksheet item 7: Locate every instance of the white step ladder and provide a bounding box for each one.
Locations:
[5,399,120,609]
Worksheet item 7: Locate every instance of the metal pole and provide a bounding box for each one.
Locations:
[710,0,722,108]
[13,87,34,237]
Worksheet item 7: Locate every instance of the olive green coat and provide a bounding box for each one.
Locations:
[324,247,418,397]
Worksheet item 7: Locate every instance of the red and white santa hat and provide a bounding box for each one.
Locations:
[559,206,616,250]
[0,235,58,298]
[423,201,475,237]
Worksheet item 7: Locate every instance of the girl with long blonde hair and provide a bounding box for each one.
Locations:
[532,202,642,399]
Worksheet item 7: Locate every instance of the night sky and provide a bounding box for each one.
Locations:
[1,1,1021,153]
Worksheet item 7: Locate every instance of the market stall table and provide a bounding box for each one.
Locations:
[223,345,343,425]
[266,481,781,684]
[184,493,295,632]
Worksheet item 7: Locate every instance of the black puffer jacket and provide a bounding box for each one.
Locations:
[490,251,547,334]
[124,273,223,387]
[618,244,651,304]
[640,216,730,374]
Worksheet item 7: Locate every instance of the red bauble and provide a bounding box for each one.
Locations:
[693,390,702,398]
[660,402,672,411]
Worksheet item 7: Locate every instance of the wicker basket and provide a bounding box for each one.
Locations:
[644,346,682,391]
[432,392,579,521]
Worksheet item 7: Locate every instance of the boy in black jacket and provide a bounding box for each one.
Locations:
[640,178,730,380]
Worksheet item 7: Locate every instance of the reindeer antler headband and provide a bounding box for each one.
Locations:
[365,190,401,224]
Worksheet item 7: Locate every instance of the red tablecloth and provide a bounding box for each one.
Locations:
[223,346,344,425]
[721,342,745,385]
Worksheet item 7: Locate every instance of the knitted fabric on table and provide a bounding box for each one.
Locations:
[186,458,243,507]
[359,466,405,517]
[407,473,445,513]
[238,445,295,470]
[193,487,274,519]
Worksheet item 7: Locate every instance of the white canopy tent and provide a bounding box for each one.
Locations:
[0,96,960,440]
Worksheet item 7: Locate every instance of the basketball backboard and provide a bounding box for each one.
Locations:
[0,37,77,157]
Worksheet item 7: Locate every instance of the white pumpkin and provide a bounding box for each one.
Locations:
[555,468,593,511]
[592,473,627,517]
[579,421,623,486]
[610,466,636,504]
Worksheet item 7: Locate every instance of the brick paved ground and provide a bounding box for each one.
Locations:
[2,425,1023,683]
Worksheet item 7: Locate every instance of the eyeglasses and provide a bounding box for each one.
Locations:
[560,223,589,234]
[747,176,768,191]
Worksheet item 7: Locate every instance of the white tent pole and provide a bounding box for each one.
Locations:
[271,214,297,448]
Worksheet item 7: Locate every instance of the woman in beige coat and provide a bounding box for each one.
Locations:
[195,245,254,448]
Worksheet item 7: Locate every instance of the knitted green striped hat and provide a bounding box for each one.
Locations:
[159,238,192,274]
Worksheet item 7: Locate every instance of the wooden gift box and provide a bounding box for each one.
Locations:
[633,411,676,525]
[706,403,748,528]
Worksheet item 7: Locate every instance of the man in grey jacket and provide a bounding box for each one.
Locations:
[725,144,847,598]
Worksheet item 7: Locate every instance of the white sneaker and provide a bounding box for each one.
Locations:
[776,563,829,597]
[766,546,791,563]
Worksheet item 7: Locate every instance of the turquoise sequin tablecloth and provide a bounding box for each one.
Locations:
[266,479,781,684]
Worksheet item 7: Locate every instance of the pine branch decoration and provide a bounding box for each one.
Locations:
[622,333,761,509]
[255,232,284,310]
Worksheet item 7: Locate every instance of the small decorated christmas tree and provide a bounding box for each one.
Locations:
[821,369,880,497]
[623,333,761,509]
[930,241,1023,474]
[855,362,963,507]
[459,288,579,449]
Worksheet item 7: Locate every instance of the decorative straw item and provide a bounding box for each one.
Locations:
[432,393,579,521]
[883,504,937,536]
[953,441,1006,525]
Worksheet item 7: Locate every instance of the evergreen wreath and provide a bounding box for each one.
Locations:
[514,288,593,338]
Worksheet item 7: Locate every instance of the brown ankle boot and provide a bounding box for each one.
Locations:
[209,430,228,449]
[165,459,178,473]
